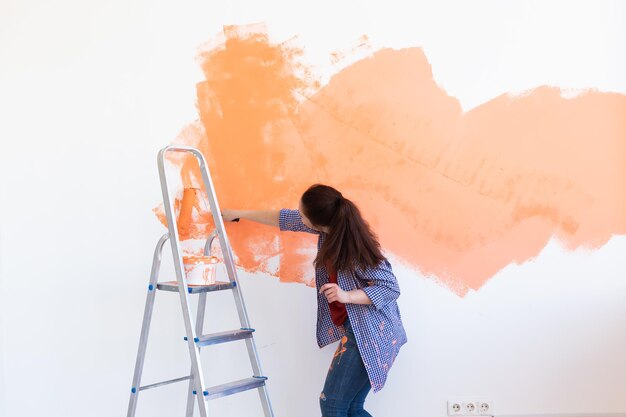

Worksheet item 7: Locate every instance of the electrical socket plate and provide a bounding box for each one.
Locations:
[447,400,493,416]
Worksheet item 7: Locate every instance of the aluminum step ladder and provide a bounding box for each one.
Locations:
[127,145,274,417]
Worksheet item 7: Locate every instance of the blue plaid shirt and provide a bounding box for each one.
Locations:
[279,208,407,393]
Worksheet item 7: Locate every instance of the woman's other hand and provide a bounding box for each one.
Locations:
[320,283,373,305]
[320,283,351,304]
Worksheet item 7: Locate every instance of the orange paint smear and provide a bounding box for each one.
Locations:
[329,335,349,372]
[154,25,626,296]
[154,24,320,284]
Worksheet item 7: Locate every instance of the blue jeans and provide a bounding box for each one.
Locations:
[319,317,373,417]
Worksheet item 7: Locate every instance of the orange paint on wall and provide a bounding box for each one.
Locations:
[154,25,626,296]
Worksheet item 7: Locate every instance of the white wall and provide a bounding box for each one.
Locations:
[0,1,625,416]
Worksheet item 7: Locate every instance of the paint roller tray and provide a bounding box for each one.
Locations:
[157,281,235,294]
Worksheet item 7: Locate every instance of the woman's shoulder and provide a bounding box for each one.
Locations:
[278,208,321,235]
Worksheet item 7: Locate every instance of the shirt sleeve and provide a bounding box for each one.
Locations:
[278,208,321,235]
[358,258,401,310]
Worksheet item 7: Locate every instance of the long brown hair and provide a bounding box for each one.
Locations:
[300,184,385,272]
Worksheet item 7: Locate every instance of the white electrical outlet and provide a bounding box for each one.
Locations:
[447,400,463,415]
[478,400,493,415]
[463,401,478,415]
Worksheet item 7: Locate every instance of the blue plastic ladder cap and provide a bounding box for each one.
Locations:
[203,390,209,396]
[183,336,188,341]
[131,387,137,394]
[187,288,193,294]
[192,390,197,395]
[193,337,199,343]
[232,281,237,287]
[148,284,154,291]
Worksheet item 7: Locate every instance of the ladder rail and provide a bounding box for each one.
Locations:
[127,233,169,417]
[186,292,207,417]
[186,229,214,417]
[157,147,211,417]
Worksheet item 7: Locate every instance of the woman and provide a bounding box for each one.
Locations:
[221,184,407,417]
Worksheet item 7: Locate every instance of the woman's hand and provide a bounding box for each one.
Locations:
[220,208,240,222]
[320,283,351,304]
[219,209,280,226]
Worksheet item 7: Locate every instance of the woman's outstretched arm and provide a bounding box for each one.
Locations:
[221,209,280,227]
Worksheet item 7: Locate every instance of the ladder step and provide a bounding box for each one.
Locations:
[156,281,236,294]
[185,328,255,346]
[202,377,267,400]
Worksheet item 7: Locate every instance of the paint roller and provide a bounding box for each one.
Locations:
[179,186,239,236]
[178,187,196,238]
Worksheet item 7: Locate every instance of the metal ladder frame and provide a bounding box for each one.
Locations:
[127,145,274,417]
